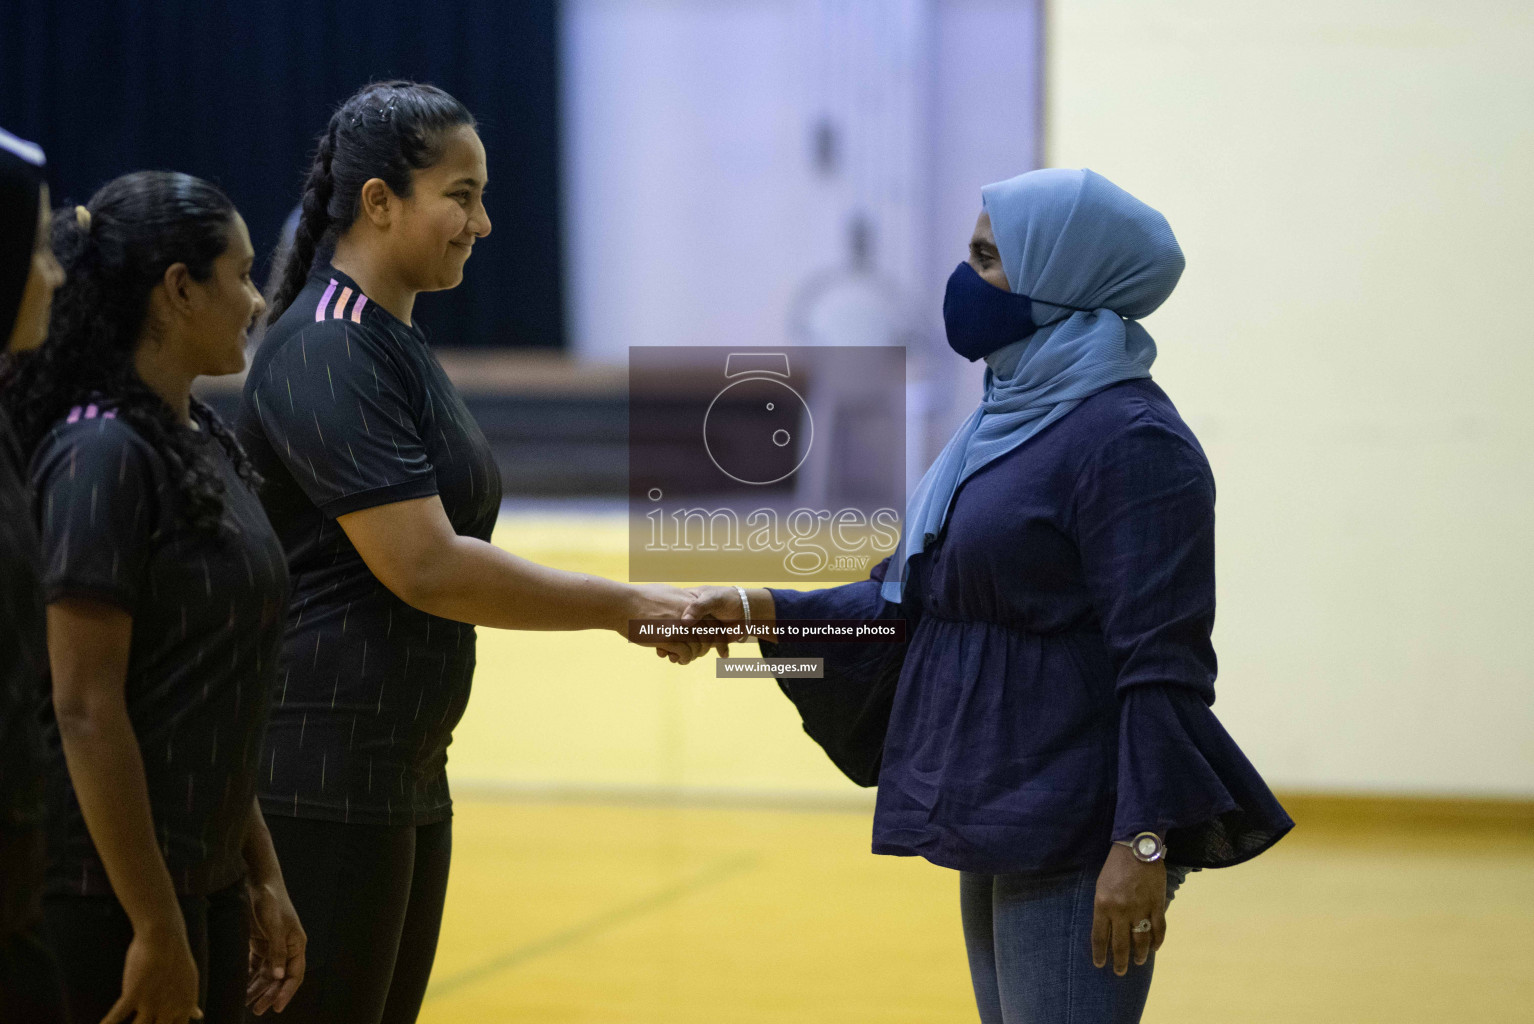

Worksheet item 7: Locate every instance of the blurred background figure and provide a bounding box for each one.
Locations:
[788,213,922,511]
[2,1,1529,1021]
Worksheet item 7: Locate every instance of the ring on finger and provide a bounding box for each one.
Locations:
[1132,919,1153,933]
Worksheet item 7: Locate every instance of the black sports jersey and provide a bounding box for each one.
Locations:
[237,263,502,826]
[0,409,48,932]
[32,403,288,896]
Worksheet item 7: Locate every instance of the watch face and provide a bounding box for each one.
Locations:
[702,376,813,485]
[1132,834,1163,860]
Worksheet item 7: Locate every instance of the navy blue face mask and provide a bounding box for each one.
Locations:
[941,260,1093,362]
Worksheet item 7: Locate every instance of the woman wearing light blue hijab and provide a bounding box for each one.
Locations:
[683,168,1291,1023]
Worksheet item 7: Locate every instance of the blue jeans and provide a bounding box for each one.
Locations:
[959,863,1190,1024]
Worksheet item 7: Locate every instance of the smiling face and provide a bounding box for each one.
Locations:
[6,184,64,353]
[183,213,264,376]
[392,125,492,293]
[967,209,1011,292]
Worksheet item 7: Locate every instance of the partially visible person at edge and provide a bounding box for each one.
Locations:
[1,170,306,1024]
[236,80,703,1024]
[679,168,1294,1024]
[0,124,68,1024]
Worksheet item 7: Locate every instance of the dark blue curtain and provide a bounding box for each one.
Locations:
[0,0,564,349]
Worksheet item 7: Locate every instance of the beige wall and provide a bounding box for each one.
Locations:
[1047,0,1534,794]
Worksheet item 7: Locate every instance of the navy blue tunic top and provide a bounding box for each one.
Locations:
[761,379,1291,873]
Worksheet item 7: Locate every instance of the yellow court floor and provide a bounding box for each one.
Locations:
[417,797,1534,1024]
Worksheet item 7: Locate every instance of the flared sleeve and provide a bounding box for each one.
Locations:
[1074,421,1293,867]
[758,556,917,786]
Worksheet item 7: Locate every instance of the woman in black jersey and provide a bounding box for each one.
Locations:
[3,172,306,1024]
[238,81,702,1024]
[0,126,67,1024]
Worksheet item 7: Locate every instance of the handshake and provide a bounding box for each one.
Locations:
[623,583,774,666]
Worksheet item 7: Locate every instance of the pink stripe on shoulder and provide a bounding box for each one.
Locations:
[316,279,338,322]
[83,403,99,419]
[350,295,368,322]
[65,406,82,424]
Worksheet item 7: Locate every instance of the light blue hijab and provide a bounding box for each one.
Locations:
[880,168,1185,604]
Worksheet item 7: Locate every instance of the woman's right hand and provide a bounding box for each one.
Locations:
[104,917,202,1024]
[622,582,694,624]
[621,583,717,663]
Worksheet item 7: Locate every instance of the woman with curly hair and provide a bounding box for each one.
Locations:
[1,170,305,1024]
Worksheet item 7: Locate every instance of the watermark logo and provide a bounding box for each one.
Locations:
[703,353,814,485]
[629,346,905,582]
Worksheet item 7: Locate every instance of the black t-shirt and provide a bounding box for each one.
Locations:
[0,409,48,930]
[32,403,289,896]
[237,264,502,826]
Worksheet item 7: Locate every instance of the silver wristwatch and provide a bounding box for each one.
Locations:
[1114,832,1166,863]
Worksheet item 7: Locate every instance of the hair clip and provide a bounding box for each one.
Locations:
[74,204,91,230]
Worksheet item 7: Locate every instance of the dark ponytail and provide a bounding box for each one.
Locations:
[0,171,257,537]
[265,80,475,324]
[264,122,338,328]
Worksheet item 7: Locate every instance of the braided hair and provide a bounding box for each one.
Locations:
[0,171,257,537]
[265,80,475,324]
